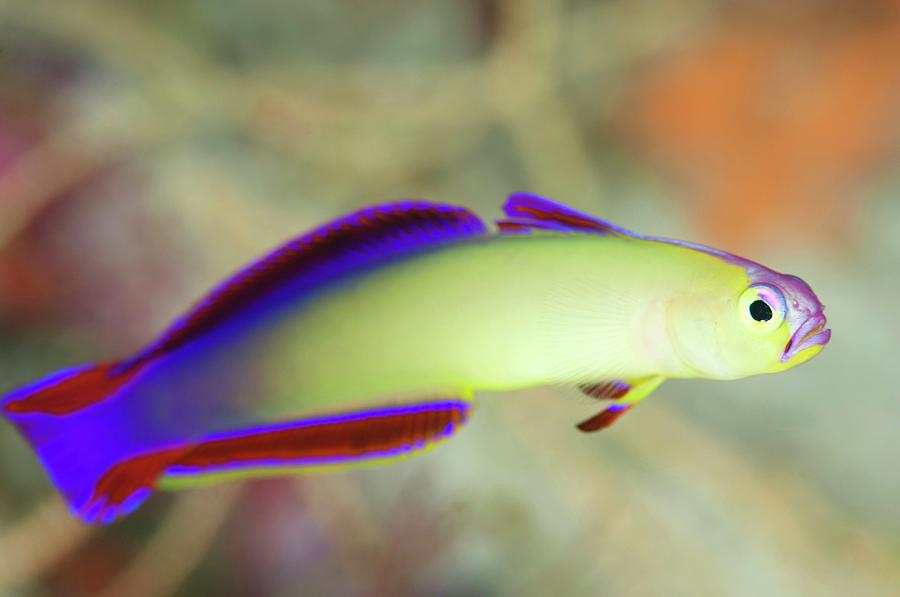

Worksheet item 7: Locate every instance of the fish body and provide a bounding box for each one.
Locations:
[0,194,830,523]
[261,234,715,407]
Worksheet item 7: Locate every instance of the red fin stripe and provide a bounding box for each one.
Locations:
[515,205,610,232]
[501,193,637,237]
[3,363,141,416]
[170,403,471,472]
[576,404,633,432]
[496,219,569,234]
[83,447,188,522]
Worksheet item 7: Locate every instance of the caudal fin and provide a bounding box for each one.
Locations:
[1,363,152,524]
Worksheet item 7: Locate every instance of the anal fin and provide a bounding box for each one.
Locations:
[79,397,475,524]
[161,398,474,487]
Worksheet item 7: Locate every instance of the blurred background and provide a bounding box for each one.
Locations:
[0,0,898,595]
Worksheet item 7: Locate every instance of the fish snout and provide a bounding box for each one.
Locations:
[782,313,830,362]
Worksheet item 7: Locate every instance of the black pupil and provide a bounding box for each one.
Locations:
[749,299,773,322]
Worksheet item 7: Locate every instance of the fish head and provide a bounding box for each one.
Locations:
[667,254,830,379]
[745,270,831,369]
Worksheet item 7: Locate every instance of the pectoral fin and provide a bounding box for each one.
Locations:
[576,375,664,432]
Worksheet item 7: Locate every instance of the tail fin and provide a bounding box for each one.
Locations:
[1,363,152,524]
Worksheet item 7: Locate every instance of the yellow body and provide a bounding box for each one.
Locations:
[257,233,757,418]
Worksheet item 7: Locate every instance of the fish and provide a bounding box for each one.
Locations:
[0,194,831,524]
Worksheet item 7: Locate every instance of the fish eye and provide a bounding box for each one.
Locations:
[739,284,786,333]
[749,299,772,322]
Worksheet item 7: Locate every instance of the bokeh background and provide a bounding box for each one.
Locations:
[0,1,898,595]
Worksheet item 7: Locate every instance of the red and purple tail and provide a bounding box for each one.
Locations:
[0,362,154,523]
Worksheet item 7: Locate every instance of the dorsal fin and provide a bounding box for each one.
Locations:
[122,202,486,370]
[498,193,638,237]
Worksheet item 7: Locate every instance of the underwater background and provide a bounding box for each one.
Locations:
[0,1,898,595]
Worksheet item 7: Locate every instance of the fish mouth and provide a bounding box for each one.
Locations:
[781,314,831,362]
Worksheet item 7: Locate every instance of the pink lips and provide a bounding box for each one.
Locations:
[781,313,831,362]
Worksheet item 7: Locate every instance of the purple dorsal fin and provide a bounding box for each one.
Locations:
[122,202,486,370]
[498,193,638,237]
